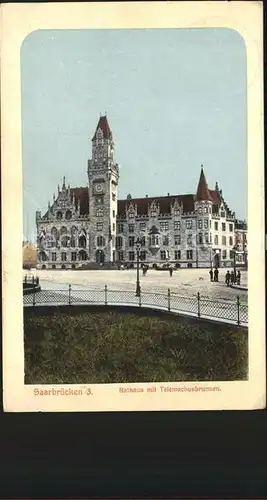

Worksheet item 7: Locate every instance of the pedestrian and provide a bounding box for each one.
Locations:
[230,270,235,284]
[225,270,230,287]
[214,268,219,282]
[237,270,241,285]
[169,267,173,277]
[209,268,213,282]
[142,265,146,276]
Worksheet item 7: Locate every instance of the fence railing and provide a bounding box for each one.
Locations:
[23,285,248,327]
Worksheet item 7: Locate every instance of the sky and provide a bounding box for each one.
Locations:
[21,28,247,240]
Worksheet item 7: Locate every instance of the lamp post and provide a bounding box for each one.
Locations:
[135,236,141,297]
[232,245,237,281]
[196,234,199,268]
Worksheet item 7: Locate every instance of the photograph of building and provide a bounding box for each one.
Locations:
[36,115,247,270]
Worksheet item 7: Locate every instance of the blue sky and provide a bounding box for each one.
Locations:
[21,28,247,240]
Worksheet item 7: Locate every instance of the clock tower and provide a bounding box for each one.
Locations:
[88,115,119,263]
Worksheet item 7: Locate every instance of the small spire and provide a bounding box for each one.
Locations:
[215,181,219,192]
[196,165,212,202]
[62,176,66,189]
[53,193,55,201]
[58,184,60,194]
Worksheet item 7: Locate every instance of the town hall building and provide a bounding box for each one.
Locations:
[36,115,248,269]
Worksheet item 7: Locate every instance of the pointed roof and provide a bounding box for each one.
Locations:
[92,115,112,140]
[196,166,213,202]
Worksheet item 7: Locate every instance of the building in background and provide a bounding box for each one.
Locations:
[36,115,248,270]
[23,241,37,270]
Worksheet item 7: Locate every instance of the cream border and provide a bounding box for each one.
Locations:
[1,1,265,412]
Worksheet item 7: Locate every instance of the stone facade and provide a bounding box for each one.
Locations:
[36,115,248,269]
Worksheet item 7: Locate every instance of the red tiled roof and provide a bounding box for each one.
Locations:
[92,115,112,140]
[117,194,196,217]
[70,187,89,215]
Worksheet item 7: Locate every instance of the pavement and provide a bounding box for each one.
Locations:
[24,267,248,302]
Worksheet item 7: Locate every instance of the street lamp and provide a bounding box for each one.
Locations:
[232,245,237,281]
[196,234,199,268]
[135,236,142,296]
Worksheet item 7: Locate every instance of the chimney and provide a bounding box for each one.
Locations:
[145,194,148,198]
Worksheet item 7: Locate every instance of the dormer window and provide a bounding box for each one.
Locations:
[174,209,180,216]
[204,207,208,214]
[128,212,134,218]
[198,207,202,214]
[65,210,72,220]
[56,211,63,220]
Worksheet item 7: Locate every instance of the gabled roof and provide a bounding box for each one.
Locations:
[92,115,112,140]
[196,167,213,202]
[117,194,195,217]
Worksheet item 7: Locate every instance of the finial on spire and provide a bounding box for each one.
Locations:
[58,184,60,194]
[53,193,55,201]
[215,181,219,192]
[48,201,51,209]
[63,176,66,189]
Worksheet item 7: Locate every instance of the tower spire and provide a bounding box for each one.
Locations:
[196,165,212,201]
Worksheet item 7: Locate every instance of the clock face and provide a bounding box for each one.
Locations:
[94,183,104,194]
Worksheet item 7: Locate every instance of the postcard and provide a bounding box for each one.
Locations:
[1,1,265,411]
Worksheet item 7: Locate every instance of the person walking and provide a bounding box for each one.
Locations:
[237,270,241,285]
[214,268,219,282]
[169,267,173,277]
[209,268,213,282]
[225,270,230,287]
[230,270,235,285]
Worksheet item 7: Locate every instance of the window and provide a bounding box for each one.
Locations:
[141,236,146,247]
[222,236,226,246]
[128,211,134,218]
[174,221,180,231]
[96,222,103,231]
[151,209,157,217]
[128,224,135,233]
[222,250,227,259]
[160,250,167,260]
[112,193,116,201]
[97,236,105,247]
[117,223,124,233]
[229,223,233,232]
[140,251,146,261]
[222,222,226,231]
[198,220,202,229]
[128,251,135,261]
[56,211,62,220]
[204,219,208,229]
[186,220,192,229]
[160,221,169,231]
[149,235,159,246]
[187,234,192,245]
[78,235,86,248]
[229,236,233,246]
[71,252,77,261]
[113,210,115,218]
[187,250,193,260]
[198,233,203,244]
[210,233,212,243]
[175,250,181,260]
[117,251,124,261]
[163,235,169,246]
[214,221,218,230]
[204,207,208,214]
[205,233,209,243]
[198,207,202,214]
[116,236,123,249]
[214,235,219,245]
[61,252,67,261]
[221,211,225,218]
[65,210,72,220]
[52,252,57,261]
[174,234,181,245]
[174,209,180,216]
[129,236,135,247]
[96,208,103,217]
[140,222,146,231]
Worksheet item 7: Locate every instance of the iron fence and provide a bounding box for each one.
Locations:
[23,284,248,326]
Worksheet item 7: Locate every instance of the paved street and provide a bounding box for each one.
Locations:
[24,267,248,302]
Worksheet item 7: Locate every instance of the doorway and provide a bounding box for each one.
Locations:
[96,249,105,264]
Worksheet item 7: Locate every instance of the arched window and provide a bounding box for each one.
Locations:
[60,226,68,247]
[78,234,87,248]
[70,226,77,247]
[65,210,72,220]
[97,236,105,247]
[56,211,63,220]
[51,227,58,247]
[214,235,219,245]
[39,251,47,262]
[229,236,233,246]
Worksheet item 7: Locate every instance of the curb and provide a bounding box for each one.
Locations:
[230,284,248,291]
